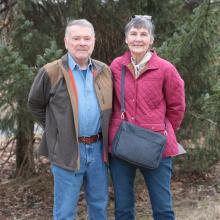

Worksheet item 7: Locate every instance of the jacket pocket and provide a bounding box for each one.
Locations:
[140,123,166,135]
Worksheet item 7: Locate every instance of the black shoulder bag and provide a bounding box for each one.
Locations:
[112,65,167,169]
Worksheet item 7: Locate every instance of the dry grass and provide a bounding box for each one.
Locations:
[175,196,220,220]
[135,196,220,220]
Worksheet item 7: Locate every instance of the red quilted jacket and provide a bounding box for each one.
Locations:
[109,50,186,157]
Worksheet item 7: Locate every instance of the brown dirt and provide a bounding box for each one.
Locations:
[0,158,220,220]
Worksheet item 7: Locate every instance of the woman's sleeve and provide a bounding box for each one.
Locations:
[163,65,186,130]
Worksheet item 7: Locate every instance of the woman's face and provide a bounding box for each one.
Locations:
[125,27,153,61]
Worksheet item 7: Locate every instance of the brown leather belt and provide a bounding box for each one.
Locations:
[78,133,102,145]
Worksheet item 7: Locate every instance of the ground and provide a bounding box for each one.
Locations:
[0,157,220,220]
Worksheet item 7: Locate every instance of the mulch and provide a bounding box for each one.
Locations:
[0,155,220,220]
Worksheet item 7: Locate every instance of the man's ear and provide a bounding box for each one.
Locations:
[64,37,68,49]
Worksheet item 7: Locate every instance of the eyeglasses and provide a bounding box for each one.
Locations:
[131,15,152,20]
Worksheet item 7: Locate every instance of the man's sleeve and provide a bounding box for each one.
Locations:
[28,67,51,127]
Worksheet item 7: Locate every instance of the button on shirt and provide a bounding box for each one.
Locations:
[68,54,101,137]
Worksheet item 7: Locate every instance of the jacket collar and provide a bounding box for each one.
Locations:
[122,49,159,71]
[61,53,105,79]
[61,53,69,71]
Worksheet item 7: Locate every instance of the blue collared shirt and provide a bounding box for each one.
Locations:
[68,53,101,137]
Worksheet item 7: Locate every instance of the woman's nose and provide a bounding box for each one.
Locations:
[134,34,142,41]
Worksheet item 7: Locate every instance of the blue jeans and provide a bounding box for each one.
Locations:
[51,140,108,220]
[110,156,175,220]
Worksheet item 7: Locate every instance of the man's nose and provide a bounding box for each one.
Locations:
[79,39,86,45]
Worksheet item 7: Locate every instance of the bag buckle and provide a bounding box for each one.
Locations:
[121,112,125,119]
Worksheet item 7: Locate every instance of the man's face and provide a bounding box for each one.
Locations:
[64,25,95,65]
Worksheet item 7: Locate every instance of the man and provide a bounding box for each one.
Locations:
[28,19,112,220]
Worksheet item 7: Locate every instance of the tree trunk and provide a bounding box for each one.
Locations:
[16,116,35,178]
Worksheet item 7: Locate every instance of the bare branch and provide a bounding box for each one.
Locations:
[0,0,17,14]
[0,137,16,166]
[0,0,17,32]
[191,112,217,126]
[0,136,16,151]
[15,136,35,177]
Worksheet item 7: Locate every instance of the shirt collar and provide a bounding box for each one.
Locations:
[68,53,93,72]
[131,51,152,78]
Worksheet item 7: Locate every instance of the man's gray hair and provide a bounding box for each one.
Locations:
[65,19,95,36]
[125,15,155,41]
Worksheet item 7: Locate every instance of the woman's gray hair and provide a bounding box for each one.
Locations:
[125,15,155,41]
[65,19,95,36]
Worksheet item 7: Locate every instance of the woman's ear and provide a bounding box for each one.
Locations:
[150,37,154,45]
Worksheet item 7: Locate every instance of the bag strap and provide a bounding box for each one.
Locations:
[120,64,167,135]
[120,65,125,119]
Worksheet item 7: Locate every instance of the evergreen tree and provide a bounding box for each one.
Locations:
[158,0,219,133]
[0,43,35,176]
[0,3,62,177]
[0,0,219,177]
[158,0,220,173]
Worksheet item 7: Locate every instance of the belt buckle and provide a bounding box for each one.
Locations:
[81,136,87,144]
[82,137,86,143]
[96,133,99,141]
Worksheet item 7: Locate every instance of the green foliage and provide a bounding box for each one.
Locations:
[0,5,63,175]
[202,45,220,128]
[175,126,220,174]
[0,45,32,134]
[158,1,219,134]
[157,1,220,174]
[11,14,51,65]
[159,1,217,97]
[204,81,220,124]
[19,0,188,63]
[36,41,63,68]
[0,11,63,135]
[0,0,219,175]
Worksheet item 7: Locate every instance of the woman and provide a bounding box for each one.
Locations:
[109,15,185,220]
